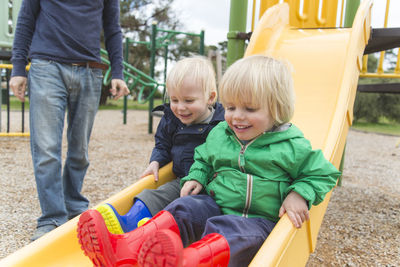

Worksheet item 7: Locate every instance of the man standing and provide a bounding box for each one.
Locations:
[10,0,129,241]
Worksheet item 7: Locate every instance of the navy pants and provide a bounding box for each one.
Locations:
[164,195,276,267]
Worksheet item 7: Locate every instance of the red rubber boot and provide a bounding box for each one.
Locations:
[138,229,230,267]
[77,210,180,267]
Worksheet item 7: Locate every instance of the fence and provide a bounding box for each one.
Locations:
[0,64,28,136]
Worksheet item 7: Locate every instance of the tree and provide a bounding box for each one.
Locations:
[120,0,181,69]
[100,0,228,105]
[100,0,183,104]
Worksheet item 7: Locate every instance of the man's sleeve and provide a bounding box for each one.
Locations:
[11,0,40,77]
[103,0,124,80]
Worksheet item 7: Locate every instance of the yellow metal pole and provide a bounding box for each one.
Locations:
[361,55,368,73]
[359,73,400,78]
[0,64,12,69]
[251,0,256,31]
[0,132,30,137]
[0,64,30,70]
[384,0,390,27]
[377,0,390,74]
[395,49,400,74]
[339,0,345,27]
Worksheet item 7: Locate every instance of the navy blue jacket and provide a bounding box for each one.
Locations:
[11,0,123,79]
[150,103,225,178]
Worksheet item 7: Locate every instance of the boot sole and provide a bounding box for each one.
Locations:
[138,229,183,267]
[77,210,117,266]
[96,204,125,234]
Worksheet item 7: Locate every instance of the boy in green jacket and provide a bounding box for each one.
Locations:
[77,55,341,267]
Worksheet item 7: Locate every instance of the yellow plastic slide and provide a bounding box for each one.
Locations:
[247,1,371,266]
[0,1,372,266]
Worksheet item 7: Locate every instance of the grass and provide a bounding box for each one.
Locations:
[1,96,29,110]
[351,121,400,136]
[3,96,399,136]
[1,96,164,111]
[99,98,163,110]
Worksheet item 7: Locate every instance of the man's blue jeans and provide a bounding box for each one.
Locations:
[28,59,103,227]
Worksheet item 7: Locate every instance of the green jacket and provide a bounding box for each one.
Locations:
[181,121,341,223]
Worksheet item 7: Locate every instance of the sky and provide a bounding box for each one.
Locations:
[171,0,231,46]
[172,0,400,47]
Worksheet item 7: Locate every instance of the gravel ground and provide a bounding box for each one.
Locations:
[1,110,399,265]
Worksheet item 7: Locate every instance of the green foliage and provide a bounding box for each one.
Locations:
[353,92,380,122]
[354,90,400,123]
[120,0,184,73]
[354,51,400,123]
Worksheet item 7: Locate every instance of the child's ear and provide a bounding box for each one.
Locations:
[207,91,216,105]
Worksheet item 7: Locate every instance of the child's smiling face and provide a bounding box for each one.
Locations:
[224,103,275,141]
[168,78,215,125]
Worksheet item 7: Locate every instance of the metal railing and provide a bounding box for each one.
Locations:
[100,49,163,104]
[0,63,29,136]
[360,0,400,79]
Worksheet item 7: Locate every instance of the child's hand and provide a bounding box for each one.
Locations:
[279,191,309,228]
[180,180,203,197]
[140,161,160,181]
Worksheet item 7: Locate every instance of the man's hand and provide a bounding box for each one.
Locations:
[9,76,27,102]
[110,78,129,100]
[180,180,203,197]
[279,191,309,228]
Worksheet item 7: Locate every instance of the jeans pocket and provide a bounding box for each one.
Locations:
[31,59,53,67]
[89,67,104,79]
[88,68,103,94]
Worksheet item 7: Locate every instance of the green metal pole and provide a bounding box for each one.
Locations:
[6,69,10,132]
[340,1,360,185]
[148,22,157,134]
[199,30,205,55]
[226,0,248,67]
[123,38,130,124]
[344,0,360,27]
[163,45,168,102]
[337,144,346,187]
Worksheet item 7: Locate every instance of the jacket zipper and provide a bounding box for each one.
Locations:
[233,136,257,217]
[242,173,253,217]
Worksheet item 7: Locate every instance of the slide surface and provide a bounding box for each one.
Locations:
[0,1,372,266]
[247,1,371,266]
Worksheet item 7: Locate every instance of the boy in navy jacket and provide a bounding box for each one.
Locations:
[85,56,224,236]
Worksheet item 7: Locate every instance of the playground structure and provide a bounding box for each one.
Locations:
[0,0,20,49]
[0,0,399,266]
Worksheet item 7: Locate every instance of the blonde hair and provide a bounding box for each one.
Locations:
[166,56,217,104]
[219,55,295,125]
